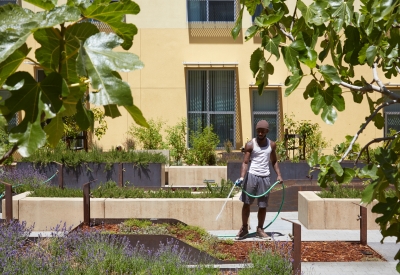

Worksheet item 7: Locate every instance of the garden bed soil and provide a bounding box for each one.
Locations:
[80,223,385,262]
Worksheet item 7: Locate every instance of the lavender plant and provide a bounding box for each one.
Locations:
[0,166,48,194]
[0,221,219,274]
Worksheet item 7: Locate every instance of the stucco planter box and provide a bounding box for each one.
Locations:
[168,166,227,187]
[1,191,30,220]
[8,193,242,231]
[298,191,379,230]
[16,162,165,188]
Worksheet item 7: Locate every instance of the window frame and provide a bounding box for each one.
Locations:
[186,68,237,148]
[383,89,400,137]
[187,0,238,23]
[250,87,282,142]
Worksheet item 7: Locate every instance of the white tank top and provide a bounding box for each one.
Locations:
[248,138,271,177]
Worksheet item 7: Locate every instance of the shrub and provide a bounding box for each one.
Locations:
[20,141,168,168]
[186,125,219,166]
[166,118,188,165]
[318,181,396,199]
[127,118,166,150]
[282,113,330,161]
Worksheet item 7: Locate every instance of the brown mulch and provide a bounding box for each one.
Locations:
[80,224,385,263]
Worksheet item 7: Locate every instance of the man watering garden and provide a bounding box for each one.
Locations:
[235,120,283,240]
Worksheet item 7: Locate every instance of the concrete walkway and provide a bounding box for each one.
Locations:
[209,212,399,275]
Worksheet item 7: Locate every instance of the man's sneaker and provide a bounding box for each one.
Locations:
[256,227,272,240]
[236,225,249,240]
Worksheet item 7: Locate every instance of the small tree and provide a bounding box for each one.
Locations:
[128,119,166,150]
[186,125,219,166]
[0,0,147,164]
[166,118,188,165]
[234,0,400,269]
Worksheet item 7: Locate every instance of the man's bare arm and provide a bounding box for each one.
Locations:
[240,141,253,179]
[270,141,283,183]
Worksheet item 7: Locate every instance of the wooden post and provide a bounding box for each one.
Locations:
[58,163,64,189]
[5,183,12,222]
[282,218,301,275]
[360,205,367,245]
[83,182,90,226]
[118,163,123,187]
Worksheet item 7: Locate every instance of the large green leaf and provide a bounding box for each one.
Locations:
[371,0,395,22]
[44,115,64,147]
[245,25,258,41]
[25,0,57,11]
[254,10,284,27]
[262,35,281,60]
[4,72,60,125]
[328,0,354,32]
[284,70,303,96]
[336,167,355,183]
[311,90,339,124]
[282,46,299,73]
[79,32,144,106]
[9,119,46,157]
[0,4,80,64]
[366,45,377,66]
[250,48,263,77]
[82,0,140,50]
[231,6,244,40]
[40,72,65,113]
[124,104,148,127]
[297,0,330,26]
[319,65,342,84]
[34,28,61,73]
[0,43,30,88]
[104,104,121,118]
[75,99,94,131]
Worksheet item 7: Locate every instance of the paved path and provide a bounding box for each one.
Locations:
[209,212,399,275]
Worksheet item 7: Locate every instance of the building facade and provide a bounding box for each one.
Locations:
[8,0,400,155]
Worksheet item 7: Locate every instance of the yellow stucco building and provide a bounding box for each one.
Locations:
[12,0,400,155]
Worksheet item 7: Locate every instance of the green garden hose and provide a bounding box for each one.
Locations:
[218,180,285,238]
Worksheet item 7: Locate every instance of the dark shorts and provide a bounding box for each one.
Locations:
[239,172,271,208]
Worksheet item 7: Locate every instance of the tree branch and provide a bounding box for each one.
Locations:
[355,136,396,164]
[0,144,18,165]
[339,100,398,163]
[289,5,297,34]
[278,23,294,42]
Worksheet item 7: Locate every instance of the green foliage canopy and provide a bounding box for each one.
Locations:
[0,0,147,162]
[234,0,400,270]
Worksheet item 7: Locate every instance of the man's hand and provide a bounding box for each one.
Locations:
[235,177,244,187]
[277,176,283,184]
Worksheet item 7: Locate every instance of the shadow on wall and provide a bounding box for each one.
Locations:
[188,23,243,44]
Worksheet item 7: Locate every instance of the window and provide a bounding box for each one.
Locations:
[187,70,236,147]
[251,89,280,141]
[384,90,400,136]
[187,0,236,22]
[252,4,263,22]
[0,0,18,5]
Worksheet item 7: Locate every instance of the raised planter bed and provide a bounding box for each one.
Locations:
[298,191,379,230]
[167,166,227,187]
[16,162,165,188]
[3,193,243,231]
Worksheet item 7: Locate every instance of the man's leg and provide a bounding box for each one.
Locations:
[257,207,267,228]
[242,203,251,226]
[236,203,251,240]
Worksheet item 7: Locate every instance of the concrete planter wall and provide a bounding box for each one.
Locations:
[16,162,165,188]
[168,166,227,187]
[4,193,242,231]
[298,191,379,230]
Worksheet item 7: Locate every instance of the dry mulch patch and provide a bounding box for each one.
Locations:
[80,223,385,263]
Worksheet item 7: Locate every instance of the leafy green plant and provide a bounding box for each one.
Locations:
[236,1,400,268]
[186,125,219,166]
[223,140,233,153]
[0,0,148,165]
[165,118,188,165]
[20,141,168,169]
[318,182,396,199]
[283,114,330,161]
[128,118,166,150]
[333,135,365,161]
[0,118,14,165]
